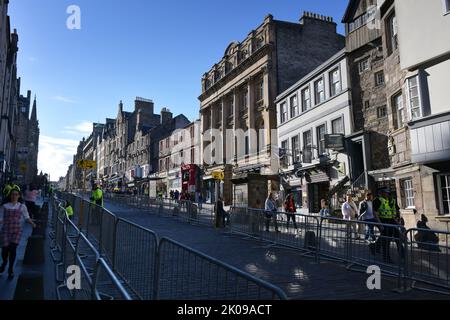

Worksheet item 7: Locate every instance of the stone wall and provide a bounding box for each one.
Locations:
[275,20,345,95]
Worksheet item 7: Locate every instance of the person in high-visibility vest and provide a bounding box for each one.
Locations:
[90,184,104,207]
[65,201,74,220]
[373,189,404,262]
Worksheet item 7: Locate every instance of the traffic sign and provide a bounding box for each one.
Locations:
[77,159,97,170]
[212,171,224,180]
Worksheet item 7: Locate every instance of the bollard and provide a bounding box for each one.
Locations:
[13,271,44,300]
[23,235,45,265]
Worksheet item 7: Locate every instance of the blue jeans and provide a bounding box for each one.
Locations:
[364,218,378,240]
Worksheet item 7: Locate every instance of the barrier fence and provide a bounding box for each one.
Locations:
[104,192,216,227]
[54,192,450,295]
[50,193,288,300]
[50,199,131,300]
[156,237,288,300]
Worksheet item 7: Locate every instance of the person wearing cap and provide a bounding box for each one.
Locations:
[373,188,404,262]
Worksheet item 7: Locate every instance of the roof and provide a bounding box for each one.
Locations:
[342,0,359,23]
[275,49,346,102]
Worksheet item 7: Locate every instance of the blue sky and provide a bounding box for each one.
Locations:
[9,0,348,180]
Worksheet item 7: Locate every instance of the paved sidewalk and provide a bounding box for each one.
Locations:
[0,198,56,300]
[103,200,449,300]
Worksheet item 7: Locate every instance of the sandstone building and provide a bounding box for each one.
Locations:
[199,12,345,207]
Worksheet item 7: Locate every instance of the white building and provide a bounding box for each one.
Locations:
[276,50,354,213]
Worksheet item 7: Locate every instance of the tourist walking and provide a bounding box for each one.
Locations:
[265,192,279,233]
[284,193,298,229]
[358,191,380,242]
[0,187,36,279]
[342,194,360,239]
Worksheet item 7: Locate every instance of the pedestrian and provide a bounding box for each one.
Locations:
[24,185,39,220]
[319,199,330,217]
[169,190,174,200]
[264,192,279,233]
[284,193,298,229]
[358,191,380,242]
[0,187,36,279]
[342,194,360,239]
[415,214,440,252]
[198,193,203,211]
[65,201,74,220]
[373,189,405,263]
[90,184,104,207]
[174,190,180,201]
[217,196,229,227]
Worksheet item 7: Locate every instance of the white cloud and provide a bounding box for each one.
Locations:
[64,121,93,136]
[51,96,77,104]
[38,135,79,180]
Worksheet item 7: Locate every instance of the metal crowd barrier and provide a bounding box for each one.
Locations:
[113,218,159,299]
[51,193,287,300]
[229,206,449,293]
[229,208,320,261]
[156,237,288,300]
[405,228,450,293]
[49,197,132,300]
[101,193,450,294]
[105,193,216,227]
[318,217,407,289]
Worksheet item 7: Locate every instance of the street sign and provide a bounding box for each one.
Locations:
[77,159,97,170]
[325,134,345,151]
[212,171,224,180]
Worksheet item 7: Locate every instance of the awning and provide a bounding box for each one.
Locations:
[233,163,264,174]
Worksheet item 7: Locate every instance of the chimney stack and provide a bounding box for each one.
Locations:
[300,11,334,25]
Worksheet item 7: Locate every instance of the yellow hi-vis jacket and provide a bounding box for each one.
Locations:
[92,188,104,207]
[378,197,396,219]
[66,206,74,217]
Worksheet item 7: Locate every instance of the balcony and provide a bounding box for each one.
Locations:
[409,112,450,164]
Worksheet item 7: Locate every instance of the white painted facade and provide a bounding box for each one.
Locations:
[276,50,354,212]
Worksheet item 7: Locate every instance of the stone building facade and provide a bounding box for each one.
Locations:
[0,1,21,184]
[388,0,450,231]
[66,98,189,195]
[13,89,39,185]
[342,0,392,194]
[199,12,345,207]
[158,120,201,195]
[342,0,450,230]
